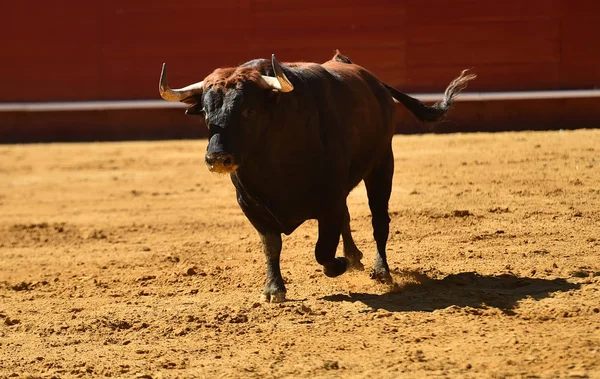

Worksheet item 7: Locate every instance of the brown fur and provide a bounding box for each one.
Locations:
[204,66,265,90]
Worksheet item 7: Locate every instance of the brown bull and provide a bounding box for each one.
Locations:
[159,51,475,302]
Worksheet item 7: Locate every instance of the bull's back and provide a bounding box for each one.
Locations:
[321,61,396,188]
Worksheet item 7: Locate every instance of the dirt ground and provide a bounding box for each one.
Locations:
[1,130,599,378]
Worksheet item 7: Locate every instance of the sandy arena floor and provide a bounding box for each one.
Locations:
[1,130,599,378]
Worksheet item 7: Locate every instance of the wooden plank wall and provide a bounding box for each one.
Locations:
[2,0,600,102]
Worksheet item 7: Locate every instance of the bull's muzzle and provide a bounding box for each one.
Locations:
[205,152,238,174]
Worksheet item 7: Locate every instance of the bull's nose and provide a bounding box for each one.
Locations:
[206,152,233,165]
[205,153,237,173]
[205,153,217,166]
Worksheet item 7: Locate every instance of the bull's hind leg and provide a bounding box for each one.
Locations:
[259,231,286,303]
[316,206,349,278]
[342,208,365,270]
[365,148,394,284]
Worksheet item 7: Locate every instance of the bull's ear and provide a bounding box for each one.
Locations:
[185,103,205,116]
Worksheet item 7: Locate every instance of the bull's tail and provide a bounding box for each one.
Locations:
[331,49,476,126]
[384,69,477,125]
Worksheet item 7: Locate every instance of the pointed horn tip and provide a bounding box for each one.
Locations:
[159,63,170,99]
[160,63,167,82]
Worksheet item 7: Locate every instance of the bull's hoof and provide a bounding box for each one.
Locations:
[323,257,349,278]
[262,278,286,303]
[260,291,286,303]
[370,267,393,284]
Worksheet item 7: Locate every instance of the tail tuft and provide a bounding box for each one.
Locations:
[436,69,477,111]
[385,69,476,129]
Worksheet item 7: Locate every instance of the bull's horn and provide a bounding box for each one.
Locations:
[261,54,294,93]
[159,63,205,101]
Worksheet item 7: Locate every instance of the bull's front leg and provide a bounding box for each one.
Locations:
[259,231,286,303]
[316,207,349,278]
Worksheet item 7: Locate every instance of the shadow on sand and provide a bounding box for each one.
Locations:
[322,271,580,314]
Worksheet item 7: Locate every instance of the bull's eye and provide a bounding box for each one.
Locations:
[242,108,255,118]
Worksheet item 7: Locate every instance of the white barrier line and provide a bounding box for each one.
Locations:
[415,89,600,102]
[0,100,187,112]
[1,90,600,112]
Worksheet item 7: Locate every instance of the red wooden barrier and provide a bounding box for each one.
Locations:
[2,1,600,102]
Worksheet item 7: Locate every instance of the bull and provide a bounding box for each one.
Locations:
[159,51,475,302]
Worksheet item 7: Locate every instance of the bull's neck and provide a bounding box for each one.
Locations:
[230,169,292,233]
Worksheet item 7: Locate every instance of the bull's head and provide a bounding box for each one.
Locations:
[159,55,294,174]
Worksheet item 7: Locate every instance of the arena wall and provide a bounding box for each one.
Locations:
[2,1,600,141]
